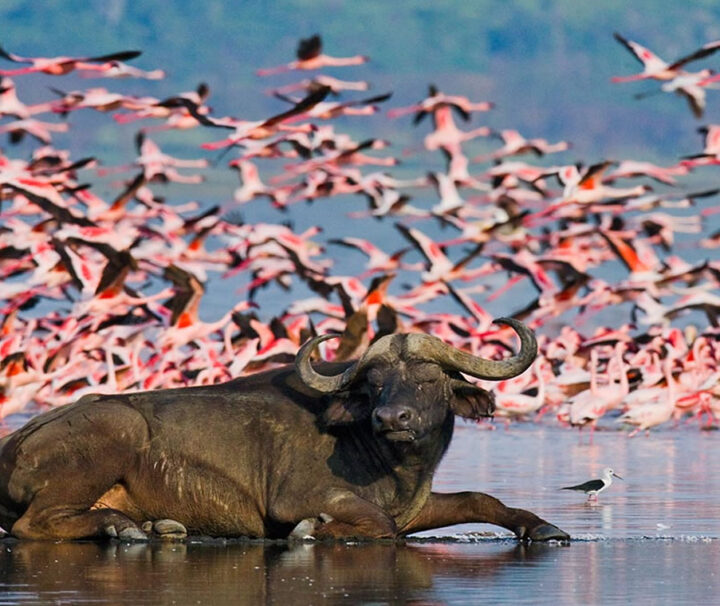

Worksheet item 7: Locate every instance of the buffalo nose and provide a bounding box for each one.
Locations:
[373,406,414,430]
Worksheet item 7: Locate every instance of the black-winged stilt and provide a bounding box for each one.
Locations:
[562,467,623,501]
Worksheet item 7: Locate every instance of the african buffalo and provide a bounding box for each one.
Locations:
[0,317,569,542]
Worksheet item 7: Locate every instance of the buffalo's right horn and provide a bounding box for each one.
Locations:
[404,317,537,380]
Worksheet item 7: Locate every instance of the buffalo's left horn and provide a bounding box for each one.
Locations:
[295,335,346,393]
[295,332,396,393]
[404,317,537,380]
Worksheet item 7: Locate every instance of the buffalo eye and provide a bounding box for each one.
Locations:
[365,368,384,394]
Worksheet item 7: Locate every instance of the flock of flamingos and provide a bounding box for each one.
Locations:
[0,33,719,436]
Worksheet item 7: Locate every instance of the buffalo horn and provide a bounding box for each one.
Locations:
[404,317,537,380]
[295,317,536,392]
[295,333,395,393]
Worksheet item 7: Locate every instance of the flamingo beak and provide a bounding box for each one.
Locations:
[613,472,623,480]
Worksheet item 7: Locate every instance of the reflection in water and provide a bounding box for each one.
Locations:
[0,540,560,605]
[1,538,719,605]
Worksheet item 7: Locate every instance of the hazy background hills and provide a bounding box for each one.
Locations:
[4,0,720,163]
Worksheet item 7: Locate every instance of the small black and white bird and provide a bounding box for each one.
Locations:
[562,467,623,501]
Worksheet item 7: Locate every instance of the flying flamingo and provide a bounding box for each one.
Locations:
[327,237,418,277]
[166,86,331,149]
[635,71,715,118]
[0,117,69,145]
[113,83,210,130]
[604,159,689,185]
[268,75,369,96]
[0,77,55,119]
[681,125,720,168]
[230,160,292,208]
[273,91,392,121]
[0,45,142,76]
[256,34,368,76]
[612,33,720,117]
[396,224,483,283]
[387,84,493,121]
[611,32,720,83]
[473,129,570,163]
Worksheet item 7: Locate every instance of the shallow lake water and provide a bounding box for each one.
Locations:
[1,423,718,604]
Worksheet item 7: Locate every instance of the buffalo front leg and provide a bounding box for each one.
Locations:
[398,492,570,541]
[11,470,146,540]
[289,490,397,540]
[12,500,146,541]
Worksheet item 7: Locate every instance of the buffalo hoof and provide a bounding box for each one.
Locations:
[289,518,318,540]
[523,523,570,542]
[105,524,148,541]
[289,513,334,540]
[142,519,188,540]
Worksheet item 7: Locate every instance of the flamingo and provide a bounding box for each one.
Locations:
[0,45,142,76]
[473,129,569,163]
[328,237,416,278]
[167,86,331,149]
[273,91,392,121]
[80,62,165,80]
[420,104,492,154]
[493,359,547,423]
[396,224,483,283]
[230,160,292,208]
[49,87,149,114]
[256,34,368,76]
[0,117,69,145]
[635,71,713,118]
[602,159,689,186]
[387,84,493,121]
[681,125,720,168]
[611,32,720,83]
[568,344,630,433]
[113,83,210,130]
[543,161,650,208]
[0,77,55,119]
[268,75,369,96]
[617,353,677,436]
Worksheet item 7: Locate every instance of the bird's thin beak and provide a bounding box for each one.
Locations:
[613,472,623,480]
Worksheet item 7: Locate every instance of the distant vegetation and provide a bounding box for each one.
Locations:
[4,1,720,159]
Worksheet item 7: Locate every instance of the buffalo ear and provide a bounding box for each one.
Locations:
[323,396,371,425]
[450,383,495,420]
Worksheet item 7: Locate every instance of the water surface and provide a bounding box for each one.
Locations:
[1,425,717,604]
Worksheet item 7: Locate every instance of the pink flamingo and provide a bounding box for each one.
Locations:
[273,91,392,121]
[611,32,720,83]
[0,77,55,119]
[268,75,369,97]
[257,35,368,76]
[0,117,69,145]
[568,344,630,434]
[617,354,677,436]
[604,159,689,185]
[328,237,417,278]
[473,129,569,163]
[387,84,493,120]
[180,86,330,149]
[681,125,720,168]
[636,71,714,118]
[0,45,142,76]
[493,359,547,423]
